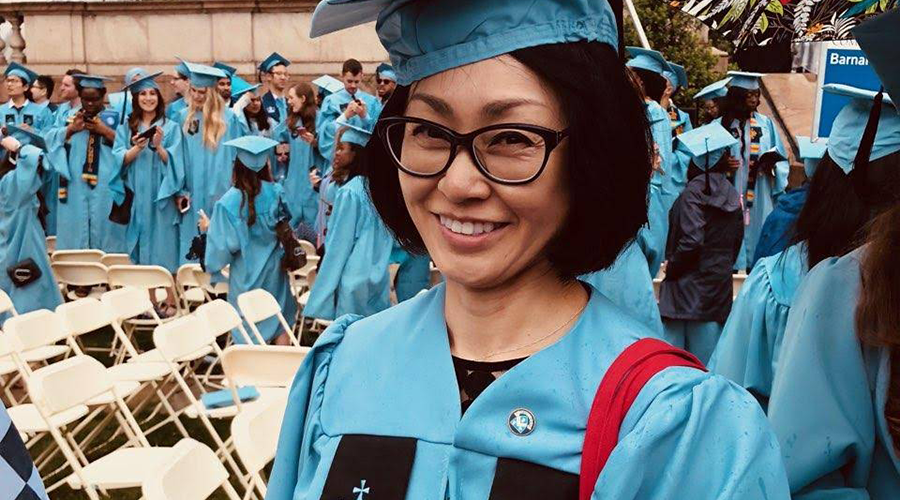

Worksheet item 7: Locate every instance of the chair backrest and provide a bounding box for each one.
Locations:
[56,298,112,337]
[0,288,16,316]
[191,268,229,296]
[51,249,104,263]
[153,314,216,362]
[51,262,109,287]
[732,273,748,299]
[29,355,112,414]
[231,393,289,475]
[176,264,202,289]
[108,265,175,291]
[195,300,256,344]
[142,439,232,500]
[2,309,70,352]
[237,289,282,323]
[221,345,309,388]
[45,236,57,254]
[299,240,316,258]
[100,253,133,267]
[306,268,318,290]
[100,286,157,322]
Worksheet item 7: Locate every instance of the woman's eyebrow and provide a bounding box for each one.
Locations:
[481,98,545,119]
[408,93,452,116]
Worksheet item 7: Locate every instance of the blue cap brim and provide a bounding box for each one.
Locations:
[310,0,393,38]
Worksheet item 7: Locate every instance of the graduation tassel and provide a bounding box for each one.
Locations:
[850,87,884,200]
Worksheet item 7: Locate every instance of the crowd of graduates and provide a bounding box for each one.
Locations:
[2,0,900,497]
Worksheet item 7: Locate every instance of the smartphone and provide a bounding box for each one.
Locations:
[137,126,157,142]
[179,197,191,214]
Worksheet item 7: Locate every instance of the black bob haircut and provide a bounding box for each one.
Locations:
[631,67,667,104]
[363,41,653,281]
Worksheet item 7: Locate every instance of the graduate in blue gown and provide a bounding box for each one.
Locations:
[0,127,62,322]
[273,82,320,229]
[311,74,345,174]
[230,75,276,138]
[303,124,393,321]
[659,123,744,364]
[176,61,243,263]
[166,61,190,121]
[315,58,382,166]
[715,72,790,271]
[44,74,126,252]
[269,2,790,497]
[767,16,900,494]
[110,72,184,278]
[198,136,297,345]
[258,52,291,126]
[662,63,693,197]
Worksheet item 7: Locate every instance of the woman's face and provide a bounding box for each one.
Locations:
[701,99,720,122]
[247,94,262,114]
[286,87,305,113]
[745,89,761,111]
[190,86,207,106]
[333,141,356,172]
[30,81,48,102]
[397,55,569,290]
[137,88,158,115]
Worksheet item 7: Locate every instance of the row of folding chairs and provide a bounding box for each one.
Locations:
[0,286,309,499]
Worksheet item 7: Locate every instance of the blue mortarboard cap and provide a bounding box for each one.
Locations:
[376,63,397,82]
[4,62,39,85]
[213,62,237,76]
[727,71,764,91]
[74,74,112,89]
[338,122,373,147]
[675,123,739,170]
[230,75,261,99]
[174,59,190,77]
[671,63,688,89]
[853,9,899,110]
[693,77,732,100]
[796,135,828,178]
[258,52,290,73]
[124,70,162,92]
[182,61,227,89]
[312,75,344,95]
[6,123,47,151]
[824,86,900,174]
[626,47,674,76]
[224,136,279,172]
[309,0,620,86]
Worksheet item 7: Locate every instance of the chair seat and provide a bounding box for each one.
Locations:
[22,344,71,363]
[0,357,17,376]
[106,362,171,382]
[8,403,89,433]
[66,447,175,489]
[184,387,287,419]
[128,346,213,364]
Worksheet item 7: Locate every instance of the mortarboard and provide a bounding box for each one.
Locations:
[796,135,828,178]
[675,122,739,170]
[73,74,112,89]
[6,123,47,151]
[231,74,261,100]
[4,62,39,85]
[694,77,732,101]
[824,84,900,175]
[337,116,373,147]
[182,61,227,89]
[224,135,279,172]
[258,52,291,73]
[626,47,674,76]
[727,71,764,91]
[853,8,898,111]
[312,75,344,96]
[213,62,237,76]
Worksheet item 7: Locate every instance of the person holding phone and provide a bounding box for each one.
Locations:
[315,58,382,165]
[274,82,320,229]
[45,74,126,252]
[111,71,184,316]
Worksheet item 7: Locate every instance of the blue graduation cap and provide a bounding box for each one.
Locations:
[670,63,688,89]
[309,0,621,86]
[727,71,764,91]
[224,135,279,172]
[213,62,237,76]
[693,77,731,101]
[124,70,162,93]
[258,52,290,73]
[796,135,828,178]
[4,62,39,85]
[174,59,190,78]
[6,123,47,151]
[182,61,227,89]
[675,122,738,170]
[337,121,373,147]
[376,63,397,82]
[853,9,899,110]
[312,75,344,96]
[231,74,261,100]
[74,74,112,89]
[824,84,900,174]
[625,47,674,76]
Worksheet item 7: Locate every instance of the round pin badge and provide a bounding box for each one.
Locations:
[508,408,535,436]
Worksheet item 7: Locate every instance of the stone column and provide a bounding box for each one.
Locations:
[7,14,26,63]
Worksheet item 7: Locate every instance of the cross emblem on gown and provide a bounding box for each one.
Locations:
[353,479,370,500]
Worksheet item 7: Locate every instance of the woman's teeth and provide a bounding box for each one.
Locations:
[439,215,497,236]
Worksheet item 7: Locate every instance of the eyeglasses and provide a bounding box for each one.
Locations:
[377,116,569,185]
[376,79,393,85]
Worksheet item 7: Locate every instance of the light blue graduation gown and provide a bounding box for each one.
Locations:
[2,100,56,236]
[709,242,807,409]
[176,107,243,263]
[315,89,381,165]
[273,122,319,228]
[581,242,664,338]
[639,101,674,277]
[204,182,297,344]
[715,113,789,271]
[767,248,900,498]
[44,112,127,252]
[268,283,789,499]
[390,244,432,303]
[110,118,185,272]
[0,145,62,322]
[303,175,393,321]
[314,173,339,247]
[166,97,187,121]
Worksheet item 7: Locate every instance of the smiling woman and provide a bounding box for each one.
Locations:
[267,1,791,499]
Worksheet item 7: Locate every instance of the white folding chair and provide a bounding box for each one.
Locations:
[176,263,209,311]
[50,249,104,263]
[192,267,230,302]
[51,261,109,301]
[45,236,57,255]
[237,289,299,346]
[196,299,258,345]
[100,253,133,267]
[732,273,748,300]
[231,393,289,498]
[107,264,180,315]
[27,355,175,498]
[0,288,16,317]
[142,438,242,500]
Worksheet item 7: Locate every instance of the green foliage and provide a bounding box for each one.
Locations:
[624,0,726,109]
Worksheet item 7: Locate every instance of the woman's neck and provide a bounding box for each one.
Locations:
[141,113,156,126]
[444,261,588,362]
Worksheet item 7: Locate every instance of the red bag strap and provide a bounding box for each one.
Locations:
[579,338,706,500]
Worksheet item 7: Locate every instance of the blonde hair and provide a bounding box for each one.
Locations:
[182,88,227,149]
